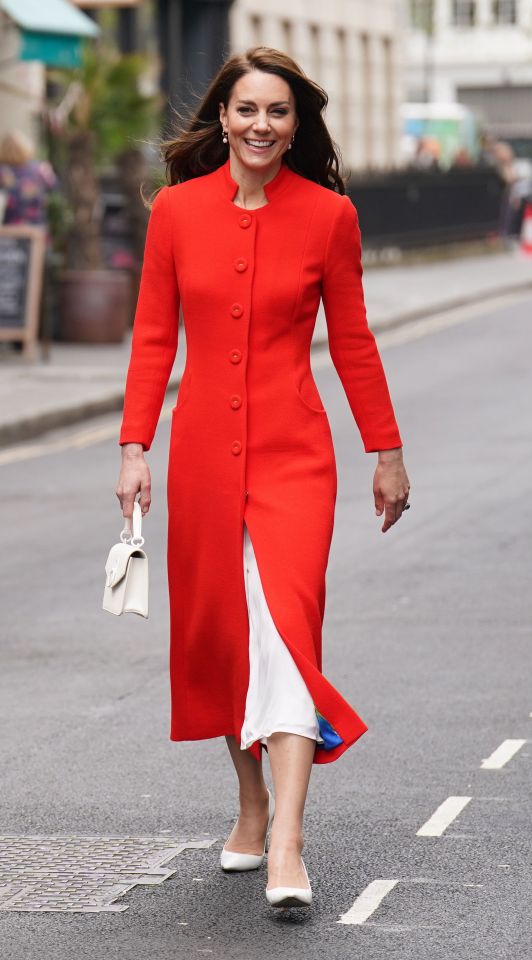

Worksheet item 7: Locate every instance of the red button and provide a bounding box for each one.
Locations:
[235,258,248,272]
[229,348,242,364]
[239,214,251,229]
[231,440,242,455]
[230,394,242,409]
[231,303,243,318]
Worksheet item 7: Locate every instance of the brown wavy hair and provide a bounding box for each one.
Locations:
[161,46,346,193]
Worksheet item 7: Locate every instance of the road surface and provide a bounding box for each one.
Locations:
[1,289,531,959]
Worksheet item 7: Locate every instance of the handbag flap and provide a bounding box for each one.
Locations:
[105,542,147,589]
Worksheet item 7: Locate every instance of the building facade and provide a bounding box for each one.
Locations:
[229,0,406,172]
[0,1,98,142]
[0,1,405,173]
[0,12,44,142]
[407,0,532,146]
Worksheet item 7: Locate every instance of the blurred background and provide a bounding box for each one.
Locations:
[0,0,531,362]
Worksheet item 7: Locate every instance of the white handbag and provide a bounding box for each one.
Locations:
[103,501,149,618]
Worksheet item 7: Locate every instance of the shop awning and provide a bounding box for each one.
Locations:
[0,0,100,68]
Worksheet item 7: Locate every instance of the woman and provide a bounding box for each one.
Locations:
[0,130,57,227]
[116,46,410,909]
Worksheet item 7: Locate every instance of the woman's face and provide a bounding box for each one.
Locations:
[219,70,298,174]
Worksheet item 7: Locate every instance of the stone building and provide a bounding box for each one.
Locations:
[0,0,98,141]
[407,0,532,147]
[229,1,406,171]
[0,1,406,172]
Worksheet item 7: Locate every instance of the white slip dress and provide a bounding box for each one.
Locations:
[240,521,325,750]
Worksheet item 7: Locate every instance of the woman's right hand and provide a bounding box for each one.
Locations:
[116,443,151,519]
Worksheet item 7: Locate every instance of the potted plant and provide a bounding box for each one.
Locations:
[48,45,160,342]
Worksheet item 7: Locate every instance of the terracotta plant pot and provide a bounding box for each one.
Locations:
[57,269,132,343]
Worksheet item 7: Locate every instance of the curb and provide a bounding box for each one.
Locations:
[366,277,532,336]
[0,393,130,449]
[1,278,531,450]
[311,276,532,347]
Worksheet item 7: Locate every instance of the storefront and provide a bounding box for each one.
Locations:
[0,0,99,138]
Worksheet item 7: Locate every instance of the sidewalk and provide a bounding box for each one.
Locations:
[1,249,531,447]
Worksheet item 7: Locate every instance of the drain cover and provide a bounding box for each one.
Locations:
[0,835,216,913]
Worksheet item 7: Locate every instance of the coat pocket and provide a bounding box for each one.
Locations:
[293,369,327,415]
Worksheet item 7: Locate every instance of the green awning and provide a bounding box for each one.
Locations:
[19,32,90,68]
[0,0,100,67]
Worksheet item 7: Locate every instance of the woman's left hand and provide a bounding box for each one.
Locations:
[373,447,410,533]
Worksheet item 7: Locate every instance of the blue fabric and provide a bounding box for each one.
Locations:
[315,710,343,750]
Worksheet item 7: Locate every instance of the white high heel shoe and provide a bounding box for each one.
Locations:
[220,789,275,872]
[266,857,312,908]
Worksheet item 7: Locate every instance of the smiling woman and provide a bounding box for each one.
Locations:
[218,73,299,207]
[219,77,298,206]
[117,45,409,911]
[161,46,346,192]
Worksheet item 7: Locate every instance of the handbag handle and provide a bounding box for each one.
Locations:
[120,500,144,547]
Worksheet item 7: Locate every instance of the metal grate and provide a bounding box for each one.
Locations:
[0,835,216,913]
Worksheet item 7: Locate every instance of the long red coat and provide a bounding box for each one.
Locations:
[119,157,402,764]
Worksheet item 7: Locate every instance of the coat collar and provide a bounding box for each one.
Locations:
[219,156,293,204]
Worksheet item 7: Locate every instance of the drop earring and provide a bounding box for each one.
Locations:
[288,134,295,150]
[222,128,228,144]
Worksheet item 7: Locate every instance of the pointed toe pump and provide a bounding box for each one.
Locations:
[265,858,313,908]
[220,789,275,872]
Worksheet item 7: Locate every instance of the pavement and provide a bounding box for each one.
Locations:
[1,247,531,448]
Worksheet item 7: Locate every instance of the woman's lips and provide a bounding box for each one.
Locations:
[243,139,276,152]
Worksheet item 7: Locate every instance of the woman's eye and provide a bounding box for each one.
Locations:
[236,107,289,116]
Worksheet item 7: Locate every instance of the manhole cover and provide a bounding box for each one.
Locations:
[0,835,216,913]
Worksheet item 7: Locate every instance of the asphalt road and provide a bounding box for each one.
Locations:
[1,290,531,959]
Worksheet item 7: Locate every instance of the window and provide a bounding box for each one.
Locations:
[452,1,476,25]
[249,15,262,46]
[409,0,434,32]
[492,0,517,23]
[361,33,373,169]
[383,36,395,167]
[281,19,292,56]
[337,28,348,150]
[309,24,320,81]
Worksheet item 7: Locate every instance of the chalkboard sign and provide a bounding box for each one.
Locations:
[0,226,45,358]
[0,234,32,328]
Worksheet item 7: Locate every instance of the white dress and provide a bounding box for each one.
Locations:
[240,521,324,750]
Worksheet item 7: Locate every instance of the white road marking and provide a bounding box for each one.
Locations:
[416,796,472,837]
[480,739,527,769]
[338,877,484,931]
[338,878,399,925]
